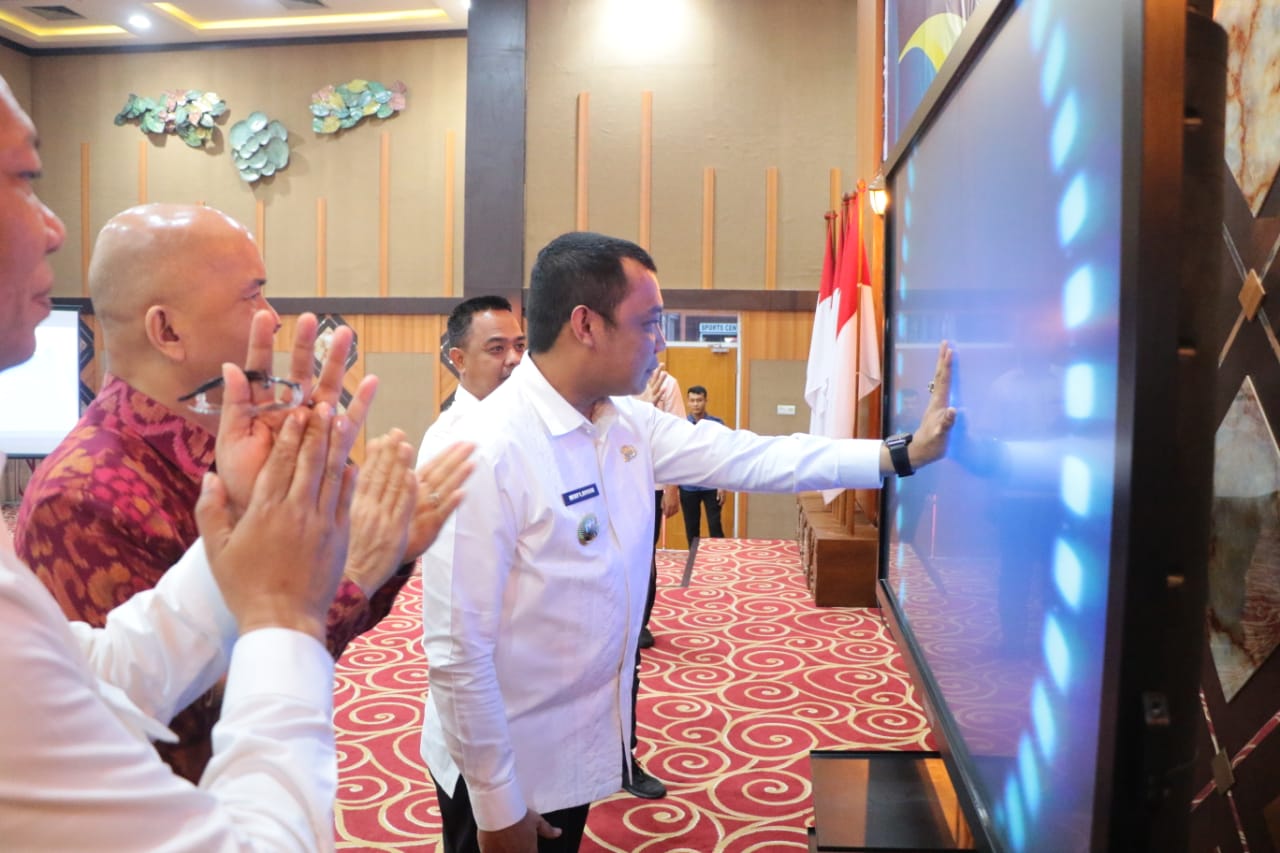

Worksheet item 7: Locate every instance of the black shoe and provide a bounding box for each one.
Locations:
[623,758,667,799]
[638,627,655,649]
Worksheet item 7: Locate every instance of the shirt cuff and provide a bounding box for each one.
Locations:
[471,777,530,834]
[224,628,334,713]
[836,438,886,489]
[187,539,238,642]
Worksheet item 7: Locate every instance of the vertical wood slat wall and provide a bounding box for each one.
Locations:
[764,167,778,291]
[315,198,327,297]
[379,133,391,298]
[701,167,715,289]
[565,89,846,295]
[136,140,147,204]
[56,37,466,307]
[575,92,590,231]
[255,200,266,257]
[639,91,653,250]
[443,130,457,297]
[52,91,845,541]
[74,89,837,310]
[79,143,90,296]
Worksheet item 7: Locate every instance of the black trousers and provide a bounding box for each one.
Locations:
[679,487,724,541]
[631,491,661,750]
[433,773,591,853]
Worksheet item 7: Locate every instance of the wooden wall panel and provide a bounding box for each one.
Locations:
[443,130,457,296]
[747,360,813,538]
[575,92,590,231]
[28,37,466,303]
[359,314,444,354]
[737,309,815,535]
[364,351,437,454]
[739,310,814,364]
[525,0,858,291]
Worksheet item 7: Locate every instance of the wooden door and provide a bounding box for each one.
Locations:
[659,344,738,549]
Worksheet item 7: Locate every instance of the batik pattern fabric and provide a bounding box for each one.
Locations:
[15,374,402,782]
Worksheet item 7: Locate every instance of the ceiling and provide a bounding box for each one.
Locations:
[0,0,469,51]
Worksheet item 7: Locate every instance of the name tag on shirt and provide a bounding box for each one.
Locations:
[562,484,600,506]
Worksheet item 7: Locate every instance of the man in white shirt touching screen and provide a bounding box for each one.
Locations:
[420,231,958,852]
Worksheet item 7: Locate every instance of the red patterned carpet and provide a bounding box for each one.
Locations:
[333,538,933,851]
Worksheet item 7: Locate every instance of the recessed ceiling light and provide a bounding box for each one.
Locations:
[152,3,445,32]
[127,13,151,30]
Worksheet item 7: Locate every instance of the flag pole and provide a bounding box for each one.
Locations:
[853,182,866,447]
[839,192,856,529]
[854,183,868,530]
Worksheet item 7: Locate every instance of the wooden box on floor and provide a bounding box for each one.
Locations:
[807,750,976,851]
[797,494,878,607]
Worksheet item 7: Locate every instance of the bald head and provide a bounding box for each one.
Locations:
[91,204,251,335]
[88,203,276,416]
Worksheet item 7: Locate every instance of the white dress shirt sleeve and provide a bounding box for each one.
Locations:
[421,445,528,832]
[417,409,455,472]
[644,404,884,491]
[418,387,477,471]
[0,539,337,852]
[656,374,685,489]
[68,539,237,727]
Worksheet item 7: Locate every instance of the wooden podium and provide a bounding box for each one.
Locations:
[797,493,879,607]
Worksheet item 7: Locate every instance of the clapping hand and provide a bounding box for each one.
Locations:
[343,431,475,596]
[216,310,378,517]
[198,393,355,642]
[342,430,419,597]
[406,441,476,560]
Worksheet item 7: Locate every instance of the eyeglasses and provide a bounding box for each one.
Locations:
[178,370,305,415]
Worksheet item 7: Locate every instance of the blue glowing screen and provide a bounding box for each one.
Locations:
[885,0,1122,850]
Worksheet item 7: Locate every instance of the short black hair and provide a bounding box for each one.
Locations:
[688,385,708,398]
[447,295,515,350]
[526,232,656,354]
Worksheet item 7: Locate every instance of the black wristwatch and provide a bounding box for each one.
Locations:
[886,432,915,478]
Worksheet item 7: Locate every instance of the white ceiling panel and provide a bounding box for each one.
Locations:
[0,0,468,50]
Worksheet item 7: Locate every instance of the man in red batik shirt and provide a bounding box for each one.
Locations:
[16,203,440,782]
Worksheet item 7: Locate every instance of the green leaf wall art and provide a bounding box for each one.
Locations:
[114,90,228,148]
[310,79,407,134]
[229,112,290,183]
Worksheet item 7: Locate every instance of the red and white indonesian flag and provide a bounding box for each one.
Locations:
[803,214,838,436]
[806,196,882,504]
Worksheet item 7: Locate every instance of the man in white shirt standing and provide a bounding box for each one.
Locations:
[420,231,957,852]
[417,295,527,468]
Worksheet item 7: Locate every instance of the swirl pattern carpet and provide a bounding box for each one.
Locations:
[333,537,933,852]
